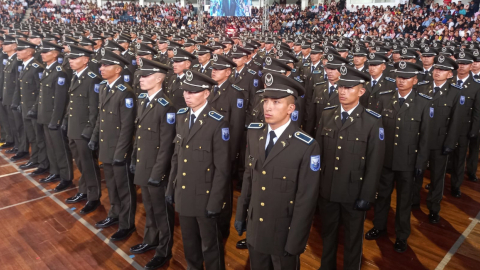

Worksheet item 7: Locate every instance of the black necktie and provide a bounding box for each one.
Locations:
[302,58,306,63]
[235,72,239,78]
[434,87,440,94]
[105,85,111,92]
[399,97,405,107]
[190,114,196,129]
[311,65,314,73]
[200,67,204,73]
[329,86,335,97]
[372,80,377,88]
[265,130,276,158]
[341,111,349,125]
[457,79,463,86]
[474,75,480,79]
[213,86,219,96]
[144,98,150,110]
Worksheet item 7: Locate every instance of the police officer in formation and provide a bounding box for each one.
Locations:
[2,23,480,270]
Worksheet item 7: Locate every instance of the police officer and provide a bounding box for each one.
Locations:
[0,36,14,149]
[37,41,73,186]
[363,53,397,112]
[128,58,176,270]
[164,48,196,110]
[235,73,320,269]
[352,45,370,74]
[103,40,133,86]
[16,39,49,172]
[192,44,214,77]
[156,35,169,65]
[61,45,102,214]
[89,49,137,241]
[132,43,158,97]
[118,35,137,74]
[316,66,385,270]
[365,61,431,253]
[166,70,229,270]
[466,49,480,183]
[418,46,437,82]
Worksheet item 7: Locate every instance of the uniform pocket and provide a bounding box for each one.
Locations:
[348,132,368,154]
[274,167,298,193]
[349,170,364,197]
[320,128,335,149]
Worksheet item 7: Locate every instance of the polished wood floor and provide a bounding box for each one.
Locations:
[0,150,479,270]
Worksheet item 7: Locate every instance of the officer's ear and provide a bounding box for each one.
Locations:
[357,84,366,97]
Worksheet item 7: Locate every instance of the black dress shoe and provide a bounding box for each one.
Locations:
[10,151,28,161]
[40,174,60,183]
[80,200,100,214]
[55,180,72,192]
[65,193,87,203]
[145,255,171,270]
[19,162,39,169]
[95,217,119,228]
[111,227,136,241]
[30,167,49,175]
[394,239,408,253]
[5,147,18,154]
[130,243,158,254]
[425,183,430,190]
[0,142,14,149]
[468,175,479,182]
[451,188,462,198]
[236,239,247,249]
[429,212,440,224]
[365,227,386,240]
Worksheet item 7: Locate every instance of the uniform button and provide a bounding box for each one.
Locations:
[182,186,186,189]
[138,136,141,139]
[262,171,266,175]
[139,125,141,128]
[262,187,266,191]
[335,167,338,170]
[261,202,265,206]
[338,146,341,149]
[398,118,401,121]
[339,136,343,139]
[103,109,105,112]
[183,172,186,176]
[137,159,139,162]
[395,135,398,137]
[101,120,104,122]
[356,138,359,141]
[411,118,414,121]
[148,128,151,130]
[395,143,397,146]
[138,148,140,151]
[101,139,103,142]
[360,177,363,180]
[206,190,210,194]
[259,218,263,222]
[207,168,210,171]
[101,130,103,132]
[184,159,187,163]
[249,163,252,166]
[336,157,339,160]
[396,127,399,129]
[283,176,286,179]
[290,201,293,204]
[186,145,189,148]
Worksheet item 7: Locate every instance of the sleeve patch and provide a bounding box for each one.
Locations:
[32,63,39,68]
[310,155,320,171]
[56,66,62,72]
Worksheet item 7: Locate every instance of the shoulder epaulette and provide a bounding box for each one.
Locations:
[248,123,265,129]
[385,77,396,83]
[256,89,264,94]
[158,98,169,106]
[418,93,433,100]
[451,83,462,89]
[365,109,381,118]
[88,72,97,78]
[294,76,303,83]
[232,84,244,91]
[208,111,224,121]
[138,93,147,99]
[303,63,310,67]
[379,90,393,95]
[254,61,261,66]
[312,70,321,74]
[314,81,326,86]
[417,81,429,86]
[208,66,213,69]
[32,63,39,68]
[193,64,199,68]
[324,105,338,110]
[474,79,480,84]
[294,131,314,145]
[388,63,394,66]
[91,59,98,63]
[116,84,126,91]
[177,107,188,114]
[100,80,107,84]
[56,66,62,72]
[291,69,296,72]
[365,69,369,73]
[128,51,134,55]
[248,69,256,75]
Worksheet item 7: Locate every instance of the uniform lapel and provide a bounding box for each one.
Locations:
[258,126,269,165]
[397,91,415,115]
[340,105,363,131]
[102,79,121,107]
[186,107,209,143]
[209,83,227,104]
[263,122,295,167]
[334,107,343,130]
[392,92,401,112]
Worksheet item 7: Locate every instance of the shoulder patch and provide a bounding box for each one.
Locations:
[385,77,396,83]
[474,79,480,84]
[256,89,265,94]
[294,76,303,83]
[138,93,147,99]
[248,69,256,75]
[32,63,39,68]
[418,93,433,100]
[450,83,462,89]
[248,123,265,129]
[294,131,314,145]
[232,84,244,91]
[177,107,188,114]
[208,111,224,121]
[324,105,338,110]
[56,66,62,72]
[365,108,381,118]
[417,81,429,86]
[116,84,126,91]
[303,63,310,67]
[88,72,97,78]
[379,90,393,95]
[100,80,107,84]
[193,64,199,68]
[158,98,169,106]
[291,69,296,72]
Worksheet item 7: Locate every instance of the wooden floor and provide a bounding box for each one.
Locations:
[0,150,479,270]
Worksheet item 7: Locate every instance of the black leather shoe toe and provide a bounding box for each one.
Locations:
[54,180,72,192]
[451,188,462,198]
[95,217,119,228]
[145,255,172,270]
[80,200,100,214]
[30,167,49,175]
[236,239,247,249]
[429,212,440,224]
[365,228,386,240]
[19,162,38,169]
[11,151,28,161]
[65,192,87,203]
[129,243,158,254]
[394,239,408,253]
[40,174,60,183]
[468,175,478,182]
[5,147,18,154]
[111,227,136,241]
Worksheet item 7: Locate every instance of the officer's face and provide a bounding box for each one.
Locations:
[396,76,418,92]
[99,64,121,80]
[263,97,295,128]
[167,50,174,58]
[402,58,416,63]
[213,48,223,54]
[69,56,89,71]
[29,38,41,45]
[158,42,168,51]
[338,85,365,106]
[184,89,210,110]
[232,56,247,68]
[41,51,58,64]
[339,51,349,58]
[353,56,367,67]
[457,63,472,76]
[392,53,401,62]
[432,68,453,82]
[173,60,190,75]
[310,53,321,63]
[472,61,480,73]
[421,55,435,67]
[368,64,386,78]
[197,53,210,65]
[301,48,311,56]
[265,43,273,51]
[211,68,231,83]
[139,73,163,91]
[326,67,341,83]
[184,45,195,53]
[294,45,301,53]
[94,40,102,50]
[16,48,33,61]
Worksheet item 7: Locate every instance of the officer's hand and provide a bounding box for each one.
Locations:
[17,105,21,112]
[61,124,68,131]
[234,220,246,236]
[415,168,423,177]
[48,123,59,130]
[87,140,98,151]
[112,159,126,166]
[80,134,90,141]
[10,104,16,110]
[353,199,371,211]
[206,210,220,219]
[283,251,293,257]
[165,195,174,205]
[129,163,136,174]
[442,147,453,155]
[147,178,161,187]
[27,110,37,119]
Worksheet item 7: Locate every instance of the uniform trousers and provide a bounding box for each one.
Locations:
[373,167,414,240]
[141,185,174,258]
[247,244,300,270]
[69,138,101,200]
[24,117,48,168]
[43,125,73,180]
[466,135,480,179]
[319,197,366,270]
[179,215,225,270]
[5,106,27,151]
[451,135,469,190]
[103,163,136,230]
[0,104,13,143]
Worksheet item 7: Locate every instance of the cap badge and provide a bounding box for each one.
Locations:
[369,53,375,59]
[173,48,177,56]
[399,61,407,69]
[138,58,143,68]
[340,66,348,76]
[185,70,193,81]
[459,52,465,59]
[438,55,445,63]
[213,54,218,62]
[101,48,105,57]
[401,48,408,55]
[327,54,334,61]
[278,50,283,57]
[265,73,274,86]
